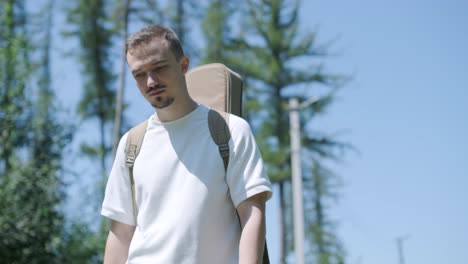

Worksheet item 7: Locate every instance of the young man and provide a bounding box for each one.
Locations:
[101,25,272,264]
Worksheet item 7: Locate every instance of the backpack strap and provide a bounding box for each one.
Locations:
[208,109,231,170]
[207,109,270,264]
[125,119,148,223]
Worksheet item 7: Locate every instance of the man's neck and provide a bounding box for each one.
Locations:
[154,98,198,122]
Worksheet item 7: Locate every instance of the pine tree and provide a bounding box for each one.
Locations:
[0,0,30,173]
[0,4,32,258]
[166,0,200,62]
[305,160,347,263]
[64,0,116,186]
[111,0,132,157]
[59,1,119,260]
[0,0,72,262]
[130,0,166,25]
[200,0,233,64]
[227,0,350,262]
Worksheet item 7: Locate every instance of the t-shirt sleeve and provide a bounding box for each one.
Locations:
[101,132,136,226]
[226,117,273,208]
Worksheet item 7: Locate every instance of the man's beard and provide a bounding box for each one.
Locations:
[151,96,175,109]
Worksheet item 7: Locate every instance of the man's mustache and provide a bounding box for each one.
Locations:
[147,84,165,93]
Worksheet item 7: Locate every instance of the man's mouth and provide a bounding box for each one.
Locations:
[147,84,166,96]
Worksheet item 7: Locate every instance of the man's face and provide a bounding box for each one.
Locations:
[127,41,189,110]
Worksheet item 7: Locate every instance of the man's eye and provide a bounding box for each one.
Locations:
[134,72,145,78]
[155,66,167,72]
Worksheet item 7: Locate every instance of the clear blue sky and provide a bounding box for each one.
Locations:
[268,1,468,263]
[50,1,468,263]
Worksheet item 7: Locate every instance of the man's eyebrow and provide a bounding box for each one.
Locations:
[131,59,168,75]
[150,59,168,65]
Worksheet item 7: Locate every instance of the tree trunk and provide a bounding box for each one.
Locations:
[112,0,131,158]
[279,181,286,263]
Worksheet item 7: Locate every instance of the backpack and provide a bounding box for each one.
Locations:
[125,63,269,263]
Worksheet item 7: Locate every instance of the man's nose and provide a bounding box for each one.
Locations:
[147,73,160,87]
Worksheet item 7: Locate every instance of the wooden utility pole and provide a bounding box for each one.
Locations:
[396,235,410,264]
[288,96,320,264]
[289,98,305,264]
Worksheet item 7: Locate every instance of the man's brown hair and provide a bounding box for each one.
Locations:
[126,25,184,60]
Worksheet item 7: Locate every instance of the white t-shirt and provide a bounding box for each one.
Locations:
[101,105,272,264]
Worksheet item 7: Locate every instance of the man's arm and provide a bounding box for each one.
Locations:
[103,220,136,264]
[237,192,268,264]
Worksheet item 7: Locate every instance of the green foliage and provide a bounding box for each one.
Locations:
[129,0,166,25]
[304,160,347,263]
[58,222,105,264]
[167,0,200,61]
[0,161,64,263]
[223,0,351,262]
[201,0,233,64]
[64,0,117,176]
[0,1,88,262]
[230,0,344,182]
[0,0,31,173]
[64,0,116,121]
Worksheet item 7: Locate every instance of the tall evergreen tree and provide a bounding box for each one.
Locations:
[305,160,346,264]
[227,0,349,262]
[166,0,200,62]
[0,1,36,260]
[0,0,72,262]
[130,0,166,26]
[64,0,116,186]
[0,0,30,173]
[111,0,132,157]
[200,0,233,64]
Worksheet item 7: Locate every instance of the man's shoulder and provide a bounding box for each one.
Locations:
[225,112,249,126]
[197,104,252,137]
[225,114,253,140]
[126,114,153,133]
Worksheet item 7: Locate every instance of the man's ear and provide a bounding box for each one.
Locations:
[180,56,189,74]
